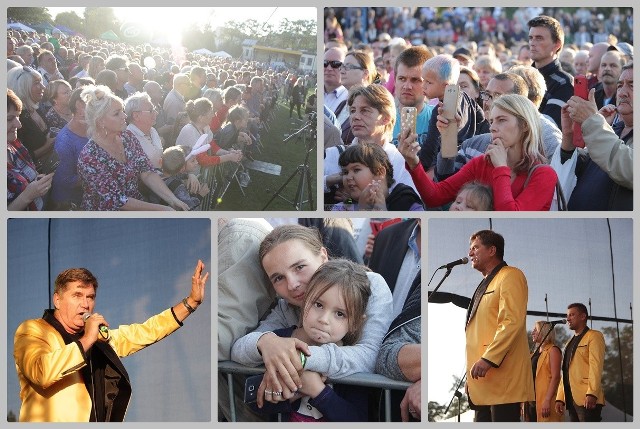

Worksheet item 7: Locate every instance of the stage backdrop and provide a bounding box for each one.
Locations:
[6,218,211,422]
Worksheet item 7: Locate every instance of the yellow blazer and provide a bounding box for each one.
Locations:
[556,329,606,406]
[466,266,534,405]
[14,309,181,422]
[534,344,563,422]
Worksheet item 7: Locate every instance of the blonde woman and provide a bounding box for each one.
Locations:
[400,94,557,210]
[77,85,189,211]
[530,321,563,422]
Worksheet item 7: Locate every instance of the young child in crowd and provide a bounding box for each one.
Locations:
[155,144,209,210]
[251,259,372,422]
[449,181,494,211]
[333,143,423,211]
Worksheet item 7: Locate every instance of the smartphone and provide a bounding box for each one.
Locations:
[572,75,588,148]
[243,374,264,404]
[400,106,417,139]
[440,84,460,158]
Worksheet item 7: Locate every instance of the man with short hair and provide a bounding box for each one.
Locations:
[163,73,191,125]
[465,230,534,421]
[15,45,35,67]
[593,50,624,109]
[323,47,348,116]
[13,262,209,421]
[391,46,434,146]
[190,66,207,97]
[37,49,64,87]
[527,15,573,128]
[586,42,611,88]
[143,80,171,140]
[124,62,146,96]
[555,303,605,422]
[104,55,129,100]
[573,50,589,76]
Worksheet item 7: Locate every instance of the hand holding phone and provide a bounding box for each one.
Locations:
[572,75,588,148]
[440,84,460,158]
[400,106,417,139]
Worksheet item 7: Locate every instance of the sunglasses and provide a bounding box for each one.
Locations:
[324,60,343,69]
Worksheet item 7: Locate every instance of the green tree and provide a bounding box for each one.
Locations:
[602,325,633,417]
[54,11,84,34]
[83,7,119,39]
[8,7,52,24]
[428,375,470,421]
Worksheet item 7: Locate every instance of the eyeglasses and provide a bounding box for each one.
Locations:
[340,64,364,71]
[117,66,130,73]
[136,107,158,114]
[324,60,343,69]
[479,91,500,102]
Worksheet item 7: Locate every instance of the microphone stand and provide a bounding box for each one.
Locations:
[428,267,453,302]
[444,373,466,421]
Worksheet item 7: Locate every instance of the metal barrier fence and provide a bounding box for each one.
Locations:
[218,360,412,422]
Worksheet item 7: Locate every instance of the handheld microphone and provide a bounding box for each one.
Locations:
[545,319,567,326]
[439,257,469,270]
[83,312,110,340]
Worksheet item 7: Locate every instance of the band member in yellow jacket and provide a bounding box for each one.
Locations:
[465,230,534,421]
[556,303,606,422]
[13,260,209,422]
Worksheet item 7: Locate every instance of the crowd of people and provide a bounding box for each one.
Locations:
[7,25,315,210]
[323,7,633,211]
[218,218,421,422]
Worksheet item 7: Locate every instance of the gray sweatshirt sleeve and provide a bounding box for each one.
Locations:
[375,318,421,381]
[229,299,299,366]
[304,272,394,378]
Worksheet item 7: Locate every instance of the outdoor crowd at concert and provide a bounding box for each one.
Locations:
[7,26,314,210]
[323,7,633,211]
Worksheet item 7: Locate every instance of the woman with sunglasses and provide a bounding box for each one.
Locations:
[7,66,56,165]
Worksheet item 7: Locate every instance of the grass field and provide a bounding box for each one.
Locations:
[206,97,318,211]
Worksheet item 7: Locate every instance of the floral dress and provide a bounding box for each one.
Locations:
[77,130,152,211]
[7,139,43,210]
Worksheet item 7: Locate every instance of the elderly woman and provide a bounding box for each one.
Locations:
[124,92,163,170]
[324,84,416,208]
[44,79,73,131]
[400,94,557,210]
[337,51,377,144]
[76,85,189,211]
[7,89,53,210]
[7,65,56,164]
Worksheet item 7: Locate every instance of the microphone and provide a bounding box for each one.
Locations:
[545,319,567,326]
[439,257,469,270]
[83,312,110,340]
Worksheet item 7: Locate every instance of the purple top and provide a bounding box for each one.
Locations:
[78,130,152,211]
[51,124,90,205]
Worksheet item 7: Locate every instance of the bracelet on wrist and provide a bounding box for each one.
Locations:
[182,297,196,314]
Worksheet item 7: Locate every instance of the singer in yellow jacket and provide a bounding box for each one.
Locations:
[13,260,209,422]
[465,230,534,421]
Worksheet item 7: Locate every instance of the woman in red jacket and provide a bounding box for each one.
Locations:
[399,94,557,210]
